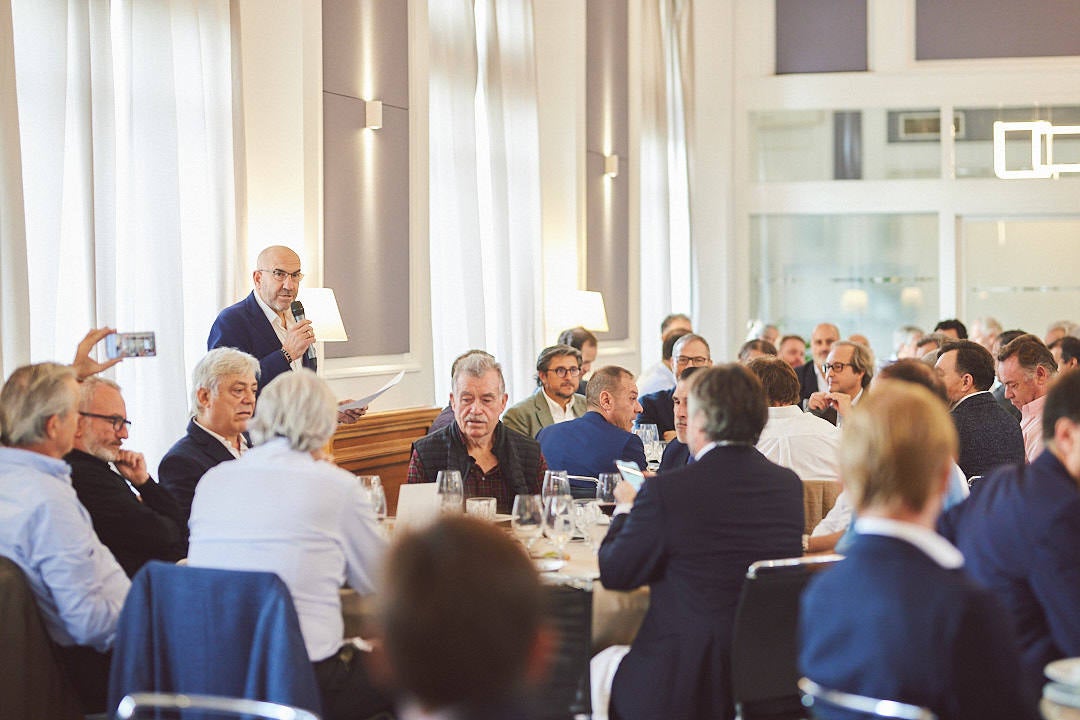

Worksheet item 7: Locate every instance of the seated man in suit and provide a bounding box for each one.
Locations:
[800,381,1034,720]
[934,339,1025,479]
[997,334,1058,462]
[537,365,647,478]
[806,340,872,426]
[502,345,587,438]
[796,323,839,403]
[159,347,259,521]
[409,353,545,513]
[656,366,703,473]
[1049,335,1080,372]
[637,333,712,441]
[376,515,553,719]
[939,369,1080,706]
[594,364,803,720]
[66,377,186,577]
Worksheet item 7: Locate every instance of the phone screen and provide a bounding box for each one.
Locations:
[615,460,646,490]
[106,332,157,359]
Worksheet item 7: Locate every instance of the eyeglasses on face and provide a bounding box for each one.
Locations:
[79,412,132,432]
[258,268,304,282]
[547,366,582,378]
[675,355,709,367]
[822,362,854,373]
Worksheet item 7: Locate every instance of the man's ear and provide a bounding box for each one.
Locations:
[196,387,212,411]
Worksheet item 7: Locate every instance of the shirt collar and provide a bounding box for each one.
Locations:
[854,516,964,569]
[253,290,288,329]
[541,388,576,421]
[1021,393,1047,421]
[693,440,717,461]
[0,446,72,480]
[950,389,991,410]
[768,405,804,419]
[193,419,249,457]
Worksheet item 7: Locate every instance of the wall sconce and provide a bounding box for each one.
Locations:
[604,153,619,178]
[993,120,1080,179]
[363,100,383,130]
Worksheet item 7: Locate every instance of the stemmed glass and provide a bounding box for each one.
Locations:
[633,424,662,469]
[542,470,571,506]
[574,499,605,551]
[436,470,464,513]
[543,494,574,559]
[596,472,619,514]
[511,494,543,552]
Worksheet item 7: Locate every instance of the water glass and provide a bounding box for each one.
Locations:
[573,499,605,551]
[543,494,574,557]
[542,470,571,505]
[633,424,663,467]
[436,469,464,513]
[465,496,497,521]
[357,475,381,503]
[511,494,543,551]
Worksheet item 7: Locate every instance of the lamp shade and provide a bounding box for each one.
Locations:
[549,290,609,334]
[296,288,348,342]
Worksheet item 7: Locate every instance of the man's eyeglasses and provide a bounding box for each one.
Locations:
[675,355,710,367]
[547,366,582,378]
[258,268,304,282]
[822,362,854,374]
[79,412,132,432]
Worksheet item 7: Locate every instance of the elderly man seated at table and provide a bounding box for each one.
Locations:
[159,347,259,521]
[593,364,803,720]
[187,369,390,720]
[376,515,553,719]
[799,381,1035,720]
[408,352,545,513]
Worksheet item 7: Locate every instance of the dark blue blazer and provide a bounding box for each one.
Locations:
[599,446,804,720]
[107,562,321,715]
[950,391,1025,479]
[537,411,646,477]
[800,533,1035,720]
[159,419,239,523]
[657,439,690,473]
[207,291,316,391]
[939,451,1080,701]
[796,361,819,402]
[636,388,675,435]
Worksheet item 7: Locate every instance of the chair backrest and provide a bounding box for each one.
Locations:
[107,562,320,716]
[115,692,321,719]
[731,554,843,718]
[798,677,938,720]
[525,584,592,720]
[568,476,598,500]
[0,556,84,720]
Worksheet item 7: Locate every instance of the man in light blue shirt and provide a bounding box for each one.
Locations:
[0,361,130,712]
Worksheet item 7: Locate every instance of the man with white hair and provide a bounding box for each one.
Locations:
[188,369,390,720]
[66,377,186,577]
[0,362,130,712]
[159,347,259,521]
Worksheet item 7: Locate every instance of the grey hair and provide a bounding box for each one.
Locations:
[672,333,711,358]
[79,376,121,410]
[190,347,260,416]
[249,369,337,452]
[452,353,505,396]
[0,363,78,447]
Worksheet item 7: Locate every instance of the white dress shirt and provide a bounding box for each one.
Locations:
[637,362,676,396]
[187,438,386,662]
[193,419,248,459]
[543,390,579,424]
[757,405,841,480]
[254,292,303,372]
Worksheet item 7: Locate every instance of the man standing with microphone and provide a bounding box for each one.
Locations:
[208,245,365,421]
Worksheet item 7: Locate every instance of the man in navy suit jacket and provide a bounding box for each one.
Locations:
[939,369,1080,704]
[537,366,647,477]
[159,348,258,521]
[800,382,1034,719]
[656,367,703,474]
[208,246,317,391]
[935,340,1025,479]
[597,365,804,720]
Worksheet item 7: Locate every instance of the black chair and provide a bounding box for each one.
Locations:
[798,677,937,720]
[731,555,843,720]
[525,584,592,720]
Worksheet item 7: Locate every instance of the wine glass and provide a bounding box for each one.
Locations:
[436,469,464,513]
[511,494,543,552]
[357,475,381,503]
[541,470,571,505]
[369,480,387,521]
[573,499,605,551]
[633,424,662,469]
[596,472,619,514]
[543,495,574,558]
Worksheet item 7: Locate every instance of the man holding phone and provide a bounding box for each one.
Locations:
[593,365,804,720]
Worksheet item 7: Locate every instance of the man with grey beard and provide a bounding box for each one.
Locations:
[66,377,186,577]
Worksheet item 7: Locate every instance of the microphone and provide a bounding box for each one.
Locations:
[290,300,317,361]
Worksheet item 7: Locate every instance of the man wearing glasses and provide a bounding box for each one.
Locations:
[66,377,187,577]
[502,345,588,438]
[208,245,317,391]
[637,333,712,441]
[807,340,874,426]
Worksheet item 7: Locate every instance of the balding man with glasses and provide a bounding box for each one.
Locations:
[502,345,588,438]
[636,333,712,441]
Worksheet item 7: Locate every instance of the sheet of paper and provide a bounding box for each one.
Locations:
[339,370,405,410]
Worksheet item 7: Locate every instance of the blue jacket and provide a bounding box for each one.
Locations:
[949,391,1025,479]
[158,419,239,522]
[537,411,646,477]
[800,533,1036,720]
[939,450,1080,701]
[208,291,316,390]
[107,561,320,715]
[635,388,675,435]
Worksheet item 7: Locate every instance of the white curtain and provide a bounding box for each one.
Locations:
[428,0,543,404]
[4,0,236,470]
[638,0,693,364]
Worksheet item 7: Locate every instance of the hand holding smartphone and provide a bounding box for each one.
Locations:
[105,332,157,359]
